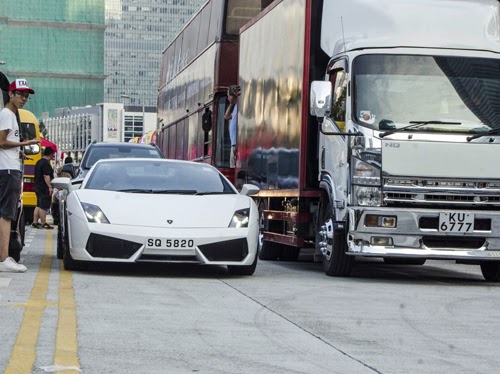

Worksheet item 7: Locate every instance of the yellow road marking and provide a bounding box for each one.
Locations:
[5,230,80,373]
[5,231,53,374]
[54,262,80,371]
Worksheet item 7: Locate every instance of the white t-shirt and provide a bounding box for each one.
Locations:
[0,108,21,171]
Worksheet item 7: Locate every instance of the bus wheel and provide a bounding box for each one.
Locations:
[316,196,353,277]
[257,200,280,261]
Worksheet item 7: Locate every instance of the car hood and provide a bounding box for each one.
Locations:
[73,190,253,228]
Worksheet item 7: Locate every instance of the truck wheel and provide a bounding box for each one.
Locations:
[480,262,500,282]
[384,258,426,265]
[316,197,353,277]
[257,201,280,261]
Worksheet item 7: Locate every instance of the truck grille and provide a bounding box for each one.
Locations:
[383,178,500,209]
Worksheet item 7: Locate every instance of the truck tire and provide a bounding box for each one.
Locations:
[316,197,353,277]
[480,262,500,282]
[257,201,280,261]
[384,258,426,265]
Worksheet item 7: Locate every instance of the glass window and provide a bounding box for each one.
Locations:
[330,69,348,131]
[353,54,500,134]
[214,96,231,168]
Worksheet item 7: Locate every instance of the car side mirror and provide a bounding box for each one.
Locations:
[240,184,260,196]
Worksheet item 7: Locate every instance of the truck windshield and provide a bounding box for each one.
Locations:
[353,54,500,134]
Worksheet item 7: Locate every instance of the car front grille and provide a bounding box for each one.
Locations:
[85,233,142,259]
[198,238,248,261]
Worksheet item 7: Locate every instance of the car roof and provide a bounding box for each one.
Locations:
[87,142,157,149]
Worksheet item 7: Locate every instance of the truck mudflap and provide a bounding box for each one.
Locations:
[347,207,500,260]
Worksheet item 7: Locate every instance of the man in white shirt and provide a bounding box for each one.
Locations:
[0,79,40,272]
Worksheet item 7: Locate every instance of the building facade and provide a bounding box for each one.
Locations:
[0,0,106,119]
[45,103,158,162]
[104,0,205,108]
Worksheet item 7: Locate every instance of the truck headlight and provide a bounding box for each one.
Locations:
[352,157,381,185]
[354,186,382,206]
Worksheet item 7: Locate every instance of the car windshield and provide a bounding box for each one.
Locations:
[82,145,161,170]
[353,54,500,134]
[85,160,236,194]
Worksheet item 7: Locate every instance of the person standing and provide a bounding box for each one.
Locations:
[0,79,39,272]
[224,85,240,168]
[32,147,55,229]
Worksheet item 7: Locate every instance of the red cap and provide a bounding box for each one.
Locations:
[9,79,35,94]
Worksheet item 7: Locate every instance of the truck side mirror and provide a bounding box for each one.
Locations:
[310,81,332,118]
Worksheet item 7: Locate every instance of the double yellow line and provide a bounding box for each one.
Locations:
[5,231,80,373]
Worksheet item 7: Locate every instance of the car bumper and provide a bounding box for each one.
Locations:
[347,207,500,261]
[68,215,258,265]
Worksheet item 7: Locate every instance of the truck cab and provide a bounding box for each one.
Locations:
[311,0,500,281]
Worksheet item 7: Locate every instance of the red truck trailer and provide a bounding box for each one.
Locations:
[236,0,328,262]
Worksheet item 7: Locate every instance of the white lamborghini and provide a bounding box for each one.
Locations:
[51,158,260,275]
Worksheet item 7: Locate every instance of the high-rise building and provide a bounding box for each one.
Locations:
[0,0,205,119]
[0,0,106,119]
[104,0,205,108]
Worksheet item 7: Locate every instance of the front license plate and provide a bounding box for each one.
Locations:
[438,212,474,233]
[146,238,195,249]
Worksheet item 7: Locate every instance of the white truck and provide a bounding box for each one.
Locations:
[237,0,500,281]
[310,0,500,280]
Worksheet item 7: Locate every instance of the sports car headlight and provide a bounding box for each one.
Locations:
[229,208,250,228]
[81,202,110,224]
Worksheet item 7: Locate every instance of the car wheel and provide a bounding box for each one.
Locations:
[257,200,280,261]
[480,261,500,282]
[384,258,426,265]
[62,226,84,271]
[56,225,64,260]
[227,253,258,276]
[316,196,353,277]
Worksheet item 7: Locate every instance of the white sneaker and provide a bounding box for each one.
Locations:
[0,257,27,273]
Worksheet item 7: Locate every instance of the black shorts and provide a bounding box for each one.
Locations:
[0,170,22,221]
[35,187,52,210]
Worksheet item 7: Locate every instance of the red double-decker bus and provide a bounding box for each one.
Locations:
[157,0,270,183]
